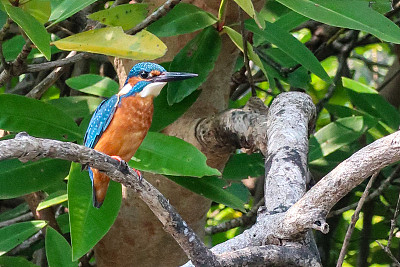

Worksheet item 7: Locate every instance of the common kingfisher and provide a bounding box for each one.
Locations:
[84,62,197,208]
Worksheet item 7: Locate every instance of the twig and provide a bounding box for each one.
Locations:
[376,240,400,266]
[329,165,400,217]
[238,7,255,97]
[0,39,32,87]
[26,51,78,99]
[0,212,33,228]
[205,197,265,235]
[126,0,182,35]
[8,231,43,255]
[388,188,400,247]
[0,132,219,266]
[25,52,89,73]
[336,172,379,267]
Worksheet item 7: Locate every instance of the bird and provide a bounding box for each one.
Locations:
[83,62,197,208]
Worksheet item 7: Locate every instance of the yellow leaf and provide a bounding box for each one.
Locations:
[53,27,167,60]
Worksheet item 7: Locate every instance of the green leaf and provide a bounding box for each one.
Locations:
[49,0,97,26]
[0,94,82,141]
[273,11,309,31]
[0,256,39,267]
[3,5,51,60]
[342,77,400,130]
[309,116,377,162]
[223,153,264,180]
[276,0,400,43]
[68,162,121,261]
[0,159,70,199]
[130,132,221,177]
[37,191,68,211]
[168,176,248,211]
[246,20,331,83]
[66,74,119,97]
[47,96,102,120]
[233,0,262,28]
[20,0,51,24]
[0,221,47,256]
[151,88,200,132]
[56,213,70,234]
[53,27,166,60]
[0,203,30,222]
[222,26,268,79]
[167,26,221,104]
[88,3,148,31]
[147,3,217,37]
[46,226,78,267]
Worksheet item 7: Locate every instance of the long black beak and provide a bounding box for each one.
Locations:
[153,72,198,82]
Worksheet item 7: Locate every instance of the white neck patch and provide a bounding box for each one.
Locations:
[139,82,167,97]
[118,83,132,96]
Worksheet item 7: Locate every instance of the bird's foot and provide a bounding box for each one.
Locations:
[133,169,143,182]
[111,156,130,175]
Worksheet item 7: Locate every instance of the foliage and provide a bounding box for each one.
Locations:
[0,0,399,266]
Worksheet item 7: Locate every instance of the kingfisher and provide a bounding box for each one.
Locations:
[83,62,197,208]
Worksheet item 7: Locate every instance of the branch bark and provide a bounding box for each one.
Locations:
[0,132,218,266]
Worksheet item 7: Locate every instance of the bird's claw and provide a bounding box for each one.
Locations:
[111,156,130,175]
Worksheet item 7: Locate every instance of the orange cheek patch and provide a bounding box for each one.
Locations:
[128,76,145,86]
[150,70,161,77]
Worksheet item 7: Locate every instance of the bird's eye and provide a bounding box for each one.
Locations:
[140,71,149,79]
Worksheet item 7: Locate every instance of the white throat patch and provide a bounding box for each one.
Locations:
[139,82,167,97]
[118,83,132,96]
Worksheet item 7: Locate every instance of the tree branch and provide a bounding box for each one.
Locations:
[126,0,182,35]
[0,132,218,266]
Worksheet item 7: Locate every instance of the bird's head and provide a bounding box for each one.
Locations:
[119,62,197,98]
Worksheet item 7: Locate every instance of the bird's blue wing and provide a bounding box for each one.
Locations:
[84,95,119,149]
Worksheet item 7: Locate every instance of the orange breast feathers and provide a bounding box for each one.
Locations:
[91,95,154,205]
[94,95,154,160]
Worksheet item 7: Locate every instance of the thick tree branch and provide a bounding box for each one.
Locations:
[0,132,218,266]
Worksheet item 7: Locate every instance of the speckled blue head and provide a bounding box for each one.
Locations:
[124,62,166,86]
[119,62,198,98]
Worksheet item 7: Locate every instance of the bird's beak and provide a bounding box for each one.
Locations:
[153,72,198,82]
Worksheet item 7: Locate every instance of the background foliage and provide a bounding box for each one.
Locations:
[0,0,399,266]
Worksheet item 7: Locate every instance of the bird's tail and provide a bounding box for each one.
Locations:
[89,168,111,208]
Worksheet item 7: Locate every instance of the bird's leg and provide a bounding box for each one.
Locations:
[111,155,142,181]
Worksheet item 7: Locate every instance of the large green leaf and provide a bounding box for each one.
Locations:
[37,191,67,211]
[49,0,97,26]
[168,176,248,211]
[147,3,217,37]
[130,132,221,177]
[309,116,377,162]
[246,20,331,83]
[68,162,121,261]
[46,226,78,267]
[167,26,221,104]
[0,256,38,267]
[276,0,400,43]
[53,27,166,60]
[0,221,47,256]
[88,3,148,31]
[273,11,309,31]
[0,158,70,199]
[3,5,51,60]
[151,88,200,132]
[342,77,400,130]
[20,0,51,24]
[223,153,264,180]
[47,96,102,120]
[0,203,29,222]
[0,94,82,141]
[66,74,119,97]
